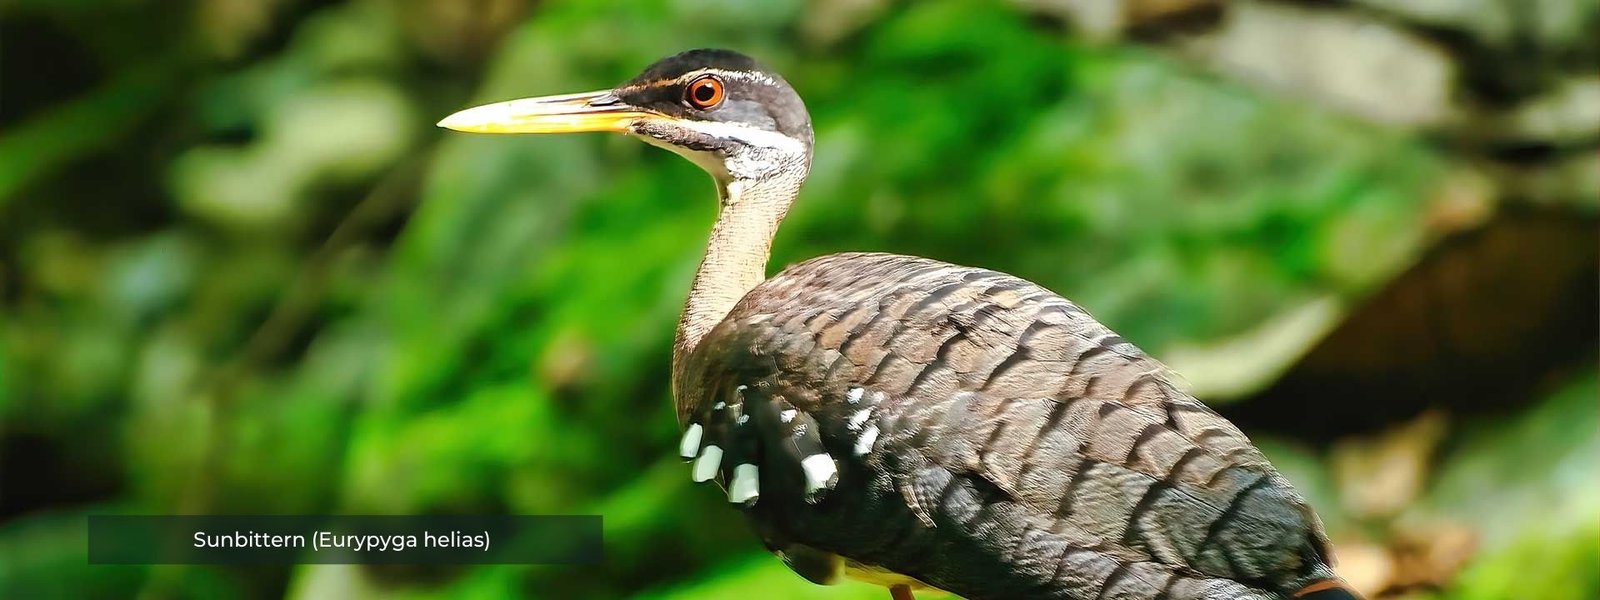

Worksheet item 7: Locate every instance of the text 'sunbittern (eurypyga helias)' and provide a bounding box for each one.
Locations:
[439,49,1362,600]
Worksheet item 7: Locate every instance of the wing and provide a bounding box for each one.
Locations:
[673,253,1336,600]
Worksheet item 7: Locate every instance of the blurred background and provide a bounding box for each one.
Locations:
[1,0,1595,598]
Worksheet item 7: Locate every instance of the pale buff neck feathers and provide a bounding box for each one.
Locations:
[671,171,801,371]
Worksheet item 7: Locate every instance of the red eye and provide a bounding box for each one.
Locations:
[685,75,725,109]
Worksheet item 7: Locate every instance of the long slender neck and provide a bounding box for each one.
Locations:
[672,172,800,367]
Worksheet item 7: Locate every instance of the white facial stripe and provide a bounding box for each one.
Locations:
[638,134,730,181]
[667,118,807,153]
[613,68,778,95]
[630,89,807,183]
[691,68,778,86]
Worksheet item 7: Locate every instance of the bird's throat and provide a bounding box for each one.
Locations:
[672,174,799,372]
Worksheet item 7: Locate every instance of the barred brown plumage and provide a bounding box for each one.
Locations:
[439,48,1361,600]
[676,254,1341,598]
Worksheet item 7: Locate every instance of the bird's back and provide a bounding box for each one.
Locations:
[674,252,1341,600]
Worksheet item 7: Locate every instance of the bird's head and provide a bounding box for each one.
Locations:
[439,49,812,186]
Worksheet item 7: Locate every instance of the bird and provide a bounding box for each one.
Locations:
[438,49,1362,600]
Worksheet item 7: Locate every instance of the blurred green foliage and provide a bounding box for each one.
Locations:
[0,0,1593,599]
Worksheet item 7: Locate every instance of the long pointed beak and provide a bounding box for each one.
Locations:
[436,90,655,134]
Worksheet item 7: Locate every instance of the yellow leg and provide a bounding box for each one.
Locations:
[889,584,914,600]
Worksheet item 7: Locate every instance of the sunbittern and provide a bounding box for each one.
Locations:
[439,49,1361,600]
